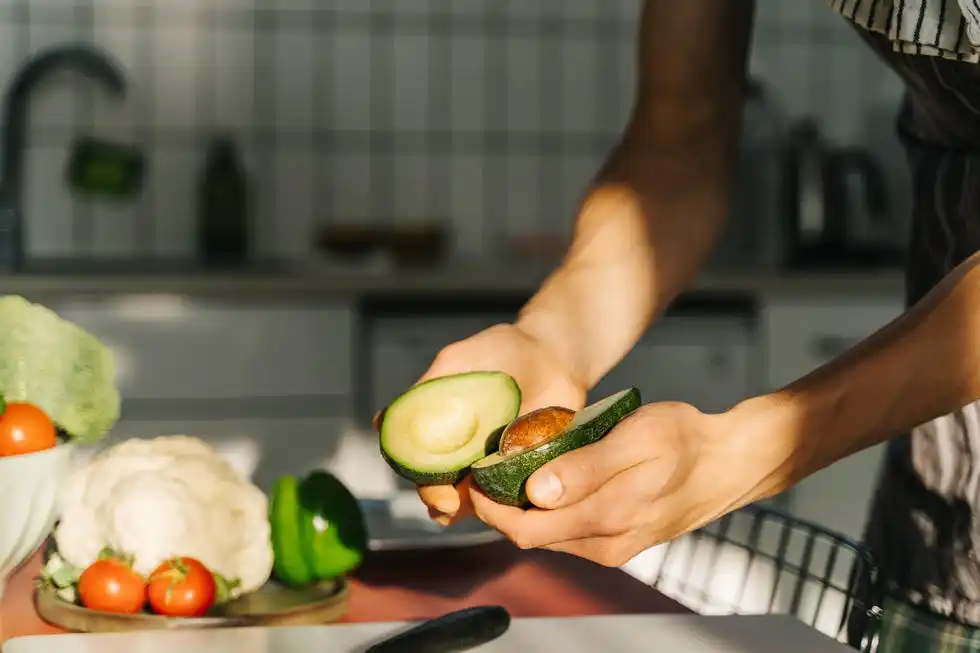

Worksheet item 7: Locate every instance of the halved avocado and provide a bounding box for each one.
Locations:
[471,387,641,507]
[379,371,522,486]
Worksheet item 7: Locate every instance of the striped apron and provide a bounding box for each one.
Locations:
[827,0,980,649]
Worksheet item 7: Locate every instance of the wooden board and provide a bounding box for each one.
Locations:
[35,578,350,633]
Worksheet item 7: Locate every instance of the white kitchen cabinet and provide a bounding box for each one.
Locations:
[371,313,758,415]
[50,296,354,401]
[762,294,904,540]
[591,314,758,413]
[761,294,904,390]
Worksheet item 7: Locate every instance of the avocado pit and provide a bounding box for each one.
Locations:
[498,406,575,455]
[471,388,643,507]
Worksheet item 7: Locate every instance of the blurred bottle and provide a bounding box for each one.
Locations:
[198,135,249,267]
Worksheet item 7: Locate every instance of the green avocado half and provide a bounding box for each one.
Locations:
[379,371,522,486]
[471,387,641,507]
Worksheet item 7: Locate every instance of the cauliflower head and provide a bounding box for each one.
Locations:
[54,435,273,595]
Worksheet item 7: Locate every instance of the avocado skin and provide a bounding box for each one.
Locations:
[379,444,470,486]
[379,422,509,486]
[471,387,642,507]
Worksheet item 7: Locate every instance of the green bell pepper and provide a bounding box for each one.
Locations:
[269,470,368,587]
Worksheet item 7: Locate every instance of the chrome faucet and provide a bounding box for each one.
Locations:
[0,44,126,270]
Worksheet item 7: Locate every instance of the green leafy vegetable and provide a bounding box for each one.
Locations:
[36,552,82,604]
[0,296,120,441]
[212,572,242,605]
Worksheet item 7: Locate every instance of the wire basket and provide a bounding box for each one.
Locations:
[632,503,883,652]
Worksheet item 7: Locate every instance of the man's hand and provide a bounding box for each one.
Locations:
[465,249,980,568]
[374,323,588,526]
[371,0,756,543]
[468,399,787,566]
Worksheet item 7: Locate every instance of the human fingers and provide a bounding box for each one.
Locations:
[524,409,656,509]
[469,463,652,549]
[418,476,476,524]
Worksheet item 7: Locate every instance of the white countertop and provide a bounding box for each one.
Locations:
[0,259,906,300]
[4,614,858,653]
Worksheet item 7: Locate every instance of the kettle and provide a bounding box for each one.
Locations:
[712,78,786,271]
[781,118,891,268]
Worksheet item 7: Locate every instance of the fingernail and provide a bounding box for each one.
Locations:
[435,499,458,514]
[428,507,452,526]
[430,512,452,526]
[530,471,563,504]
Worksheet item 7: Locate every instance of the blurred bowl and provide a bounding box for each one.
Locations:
[0,443,75,600]
[388,223,450,268]
[315,225,386,262]
[505,234,568,261]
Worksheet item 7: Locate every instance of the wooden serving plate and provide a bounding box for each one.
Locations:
[35,577,350,633]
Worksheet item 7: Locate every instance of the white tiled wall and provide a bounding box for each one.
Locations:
[0,0,905,262]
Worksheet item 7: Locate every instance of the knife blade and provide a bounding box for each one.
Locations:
[360,605,511,653]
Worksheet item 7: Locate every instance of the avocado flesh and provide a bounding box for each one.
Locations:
[471,387,641,507]
[380,371,521,486]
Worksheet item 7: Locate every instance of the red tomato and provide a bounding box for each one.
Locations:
[147,557,217,617]
[0,402,57,457]
[77,558,146,614]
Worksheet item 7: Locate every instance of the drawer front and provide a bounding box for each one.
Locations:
[371,339,442,411]
[51,297,354,401]
[592,316,757,413]
[788,444,886,540]
[763,296,901,537]
[762,296,904,389]
[593,342,753,413]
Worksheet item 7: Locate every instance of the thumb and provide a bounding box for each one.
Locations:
[524,422,642,509]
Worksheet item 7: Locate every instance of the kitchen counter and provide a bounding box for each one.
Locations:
[0,260,906,300]
[0,543,689,644]
[4,614,859,653]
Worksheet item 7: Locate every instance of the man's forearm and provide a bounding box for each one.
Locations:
[512,0,754,391]
[733,252,980,501]
[515,135,737,390]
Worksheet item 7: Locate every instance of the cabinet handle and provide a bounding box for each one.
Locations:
[810,334,858,359]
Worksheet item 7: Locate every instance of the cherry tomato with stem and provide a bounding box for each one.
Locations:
[77,557,146,614]
[147,557,217,617]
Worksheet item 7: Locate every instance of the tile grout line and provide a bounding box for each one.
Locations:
[0,2,870,262]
